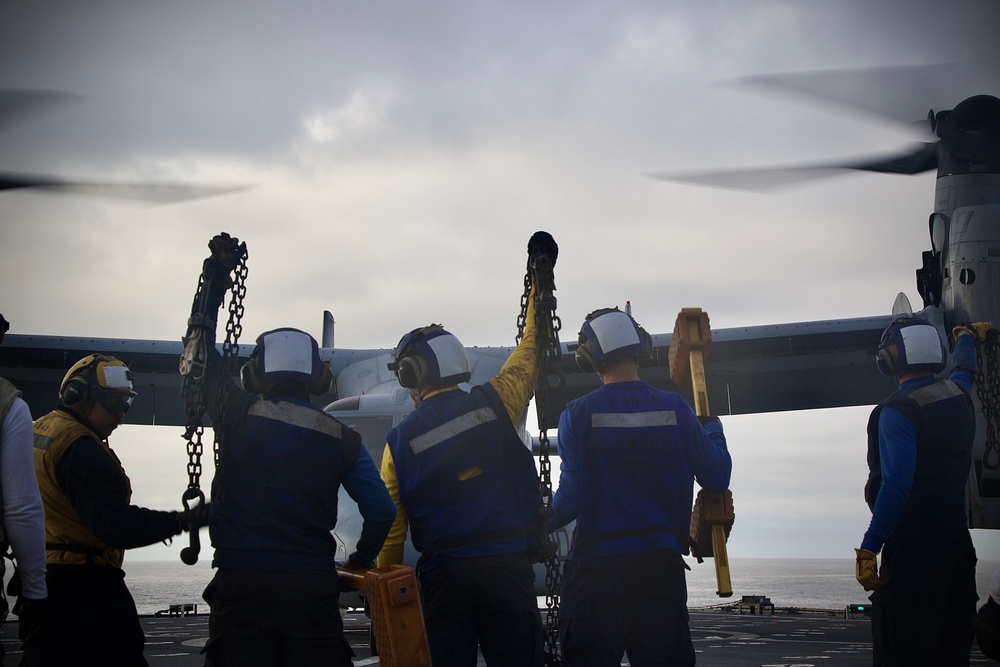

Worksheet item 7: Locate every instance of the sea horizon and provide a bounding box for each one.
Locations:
[118,556,1000,617]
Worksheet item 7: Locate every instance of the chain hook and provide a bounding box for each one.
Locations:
[179,487,206,565]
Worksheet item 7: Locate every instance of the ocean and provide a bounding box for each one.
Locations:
[119,557,1000,617]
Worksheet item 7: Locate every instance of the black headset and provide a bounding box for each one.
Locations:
[395,353,429,389]
[574,333,599,374]
[240,353,333,395]
[573,310,653,374]
[309,362,334,395]
[875,344,898,377]
[390,325,441,389]
[61,376,91,406]
[240,357,266,395]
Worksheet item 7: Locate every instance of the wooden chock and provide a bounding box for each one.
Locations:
[337,565,431,667]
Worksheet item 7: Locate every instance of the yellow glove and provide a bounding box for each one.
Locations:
[952,322,995,342]
[855,548,887,591]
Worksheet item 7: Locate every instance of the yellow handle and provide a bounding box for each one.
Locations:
[679,309,733,599]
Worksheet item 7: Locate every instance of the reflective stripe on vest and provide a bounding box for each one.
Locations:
[591,410,677,429]
[410,407,498,455]
[908,380,965,406]
[248,400,343,438]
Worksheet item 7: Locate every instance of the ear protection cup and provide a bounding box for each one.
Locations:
[574,335,597,374]
[396,355,429,389]
[240,358,267,395]
[876,346,897,377]
[308,361,334,395]
[389,324,469,390]
[638,327,653,362]
[574,308,651,374]
[61,377,91,406]
[60,354,123,407]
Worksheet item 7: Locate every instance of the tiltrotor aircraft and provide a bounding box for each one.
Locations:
[2,66,998,585]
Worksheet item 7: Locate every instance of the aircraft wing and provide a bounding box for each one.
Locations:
[541,314,897,425]
[0,334,384,425]
[0,314,895,426]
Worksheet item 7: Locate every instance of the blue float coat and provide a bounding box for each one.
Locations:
[861,333,977,553]
[378,289,539,569]
[551,380,731,561]
[198,275,394,571]
[386,383,541,570]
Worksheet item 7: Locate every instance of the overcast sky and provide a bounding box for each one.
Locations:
[2,0,998,573]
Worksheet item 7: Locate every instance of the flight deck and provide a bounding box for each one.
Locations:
[2,607,993,665]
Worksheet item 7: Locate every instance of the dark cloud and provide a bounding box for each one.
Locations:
[3,0,998,559]
[3,0,992,174]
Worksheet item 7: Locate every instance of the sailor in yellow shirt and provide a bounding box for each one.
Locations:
[378,232,556,667]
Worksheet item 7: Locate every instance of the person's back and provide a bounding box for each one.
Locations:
[378,233,558,667]
[562,379,725,561]
[189,236,395,666]
[210,387,360,572]
[856,319,985,667]
[388,379,541,563]
[874,374,973,541]
[551,308,731,667]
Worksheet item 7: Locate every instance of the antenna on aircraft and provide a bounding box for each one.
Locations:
[322,311,335,348]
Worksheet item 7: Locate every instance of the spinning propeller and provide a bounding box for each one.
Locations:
[0,88,246,203]
[648,63,1000,190]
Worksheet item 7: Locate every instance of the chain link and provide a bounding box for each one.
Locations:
[181,272,208,490]
[180,242,249,545]
[974,330,999,471]
[517,255,564,667]
[211,258,249,515]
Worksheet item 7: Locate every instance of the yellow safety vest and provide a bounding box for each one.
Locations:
[33,410,129,567]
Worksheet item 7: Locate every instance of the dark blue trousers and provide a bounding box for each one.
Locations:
[870,533,978,666]
[418,552,542,667]
[46,564,147,666]
[559,549,695,667]
[202,569,352,667]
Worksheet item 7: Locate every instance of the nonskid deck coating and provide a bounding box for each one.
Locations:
[0,609,993,665]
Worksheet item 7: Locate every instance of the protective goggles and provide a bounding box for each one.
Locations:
[94,389,135,416]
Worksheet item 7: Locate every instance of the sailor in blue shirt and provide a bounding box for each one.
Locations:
[551,308,732,667]
[856,318,988,667]
[192,235,395,667]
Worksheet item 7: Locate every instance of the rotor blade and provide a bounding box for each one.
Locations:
[727,64,985,127]
[0,172,250,203]
[845,141,939,174]
[646,142,938,192]
[0,89,82,134]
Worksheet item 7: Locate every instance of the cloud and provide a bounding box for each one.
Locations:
[4,0,999,561]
